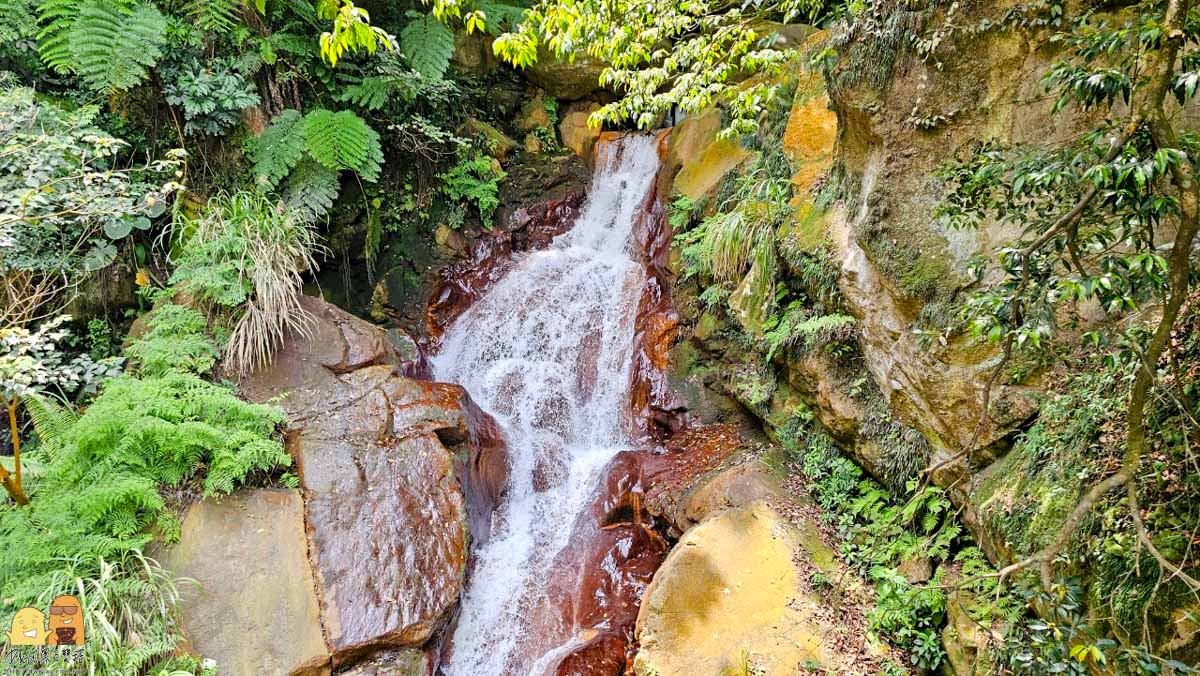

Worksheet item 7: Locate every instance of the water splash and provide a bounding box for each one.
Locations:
[432,135,662,675]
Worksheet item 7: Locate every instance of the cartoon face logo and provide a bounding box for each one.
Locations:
[46,596,83,646]
[5,607,47,646]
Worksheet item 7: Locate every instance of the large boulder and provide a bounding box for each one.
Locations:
[524,51,606,100]
[161,489,330,676]
[238,296,470,668]
[633,500,883,675]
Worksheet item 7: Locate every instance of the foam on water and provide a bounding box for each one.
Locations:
[432,135,661,675]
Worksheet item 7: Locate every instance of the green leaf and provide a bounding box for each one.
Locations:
[104,218,133,239]
[399,12,454,80]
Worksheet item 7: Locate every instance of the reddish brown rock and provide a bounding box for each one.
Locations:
[427,192,585,342]
[238,296,485,668]
[628,130,689,440]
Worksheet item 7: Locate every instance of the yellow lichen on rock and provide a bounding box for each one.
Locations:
[633,501,843,675]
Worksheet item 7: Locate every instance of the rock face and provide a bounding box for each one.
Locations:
[635,502,832,675]
[238,296,470,668]
[524,51,606,100]
[161,489,328,676]
[559,101,602,165]
[634,439,892,675]
[167,296,488,674]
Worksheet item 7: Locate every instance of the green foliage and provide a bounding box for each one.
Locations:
[184,0,244,34]
[762,301,855,360]
[282,158,341,225]
[250,108,382,208]
[250,109,307,191]
[169,191,320,374]
[38,0,168,93]
[489,0,828,133]
[161,57,261,136]
[318,0,397,67]
[869,567,947,670]
[302,108,383,180]
[399,12,455,80]
[0,84,184,325]
[124,303,221,377]
[1,302,287,673]
[439,154,507,223]
[1000,578,1194,675]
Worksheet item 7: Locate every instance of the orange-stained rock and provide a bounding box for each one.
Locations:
[560,101,603,165]
[782,73,838,194]
[671,136,753,200]
[632,501,866,675]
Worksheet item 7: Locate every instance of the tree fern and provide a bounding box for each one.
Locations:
[252,108,382,189]
[184,0,242,33]
[283,158,340,223]
[399,12,454,80]
[68,1,167,93]
[302,108,382,181]
[251,109,306,190]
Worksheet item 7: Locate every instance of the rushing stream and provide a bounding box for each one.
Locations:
[432,135,663,674]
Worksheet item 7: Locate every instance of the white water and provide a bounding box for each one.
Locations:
[432,135,661,675]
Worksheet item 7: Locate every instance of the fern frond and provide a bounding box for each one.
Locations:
[35,0,85,74]
[250,109,306,190]
[302,108,382,181]
[69,1,166,93]
[24,394,78,451]
[335,75,394,111]
[283,158,340,224]
[399,13,454,80]
[184,0,242,34]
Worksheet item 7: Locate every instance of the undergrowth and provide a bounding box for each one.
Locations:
[1,294,292,673]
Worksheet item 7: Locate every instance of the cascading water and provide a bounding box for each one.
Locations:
[432,135,662,675]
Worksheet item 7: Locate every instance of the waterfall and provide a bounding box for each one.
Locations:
[432,135,662,675]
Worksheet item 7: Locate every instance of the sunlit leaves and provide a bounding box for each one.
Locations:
[317,0,397,67]
[490,0,824,134]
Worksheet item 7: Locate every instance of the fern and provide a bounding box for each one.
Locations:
[302,108,382,181]
[34,0,81,74]
[251,108,382,190]
[283,158,340,223]
[184,0,242,33]
[399,12,454,80]
[250,109,306,191]
[23,394,78,452]
[335,75,394,111]
[68,0,167,93]
[124,303,222,377]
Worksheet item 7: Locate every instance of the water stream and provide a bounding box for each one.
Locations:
[431,135,662,675]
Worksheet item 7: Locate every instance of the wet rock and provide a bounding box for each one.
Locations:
[238,296,474,668]
[427,190,586,341]
[450,30,496,76]
[633,501,860,675]
[339,649,435,676]
[670,135,752,200]
[461,117,517,163]
[898,555,934,584]
[161,489,330,676]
